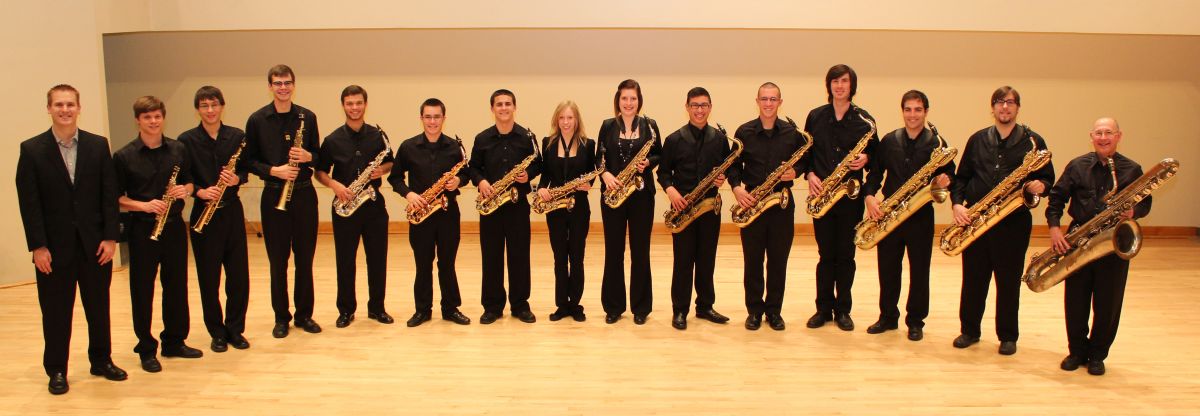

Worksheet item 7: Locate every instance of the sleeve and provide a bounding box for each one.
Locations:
[381,130,396,165]
[537,137,551,190]
[950,137,976,206]
[524,130,542,183]
[595,125,610,173]
[645,118,663,170]
[468,134,487,185]
[861,132,885,197]
[586,139,599,186]
[113,150,130,198]
[15,143,47,251]
[386,143,412,196]
[1131,163,1152,219]
[792,127,808,174]
[1045,162,1074,228]
[175,143,193,186]
[726,129,743,188]
[304,112,321,170]
[799,113,817,176]
[656,134,676,190]
[99,146,121,241]
[315,135,334,174]
[232,130,250,184]
[241,115,274,180]
[1028,133,1055,196]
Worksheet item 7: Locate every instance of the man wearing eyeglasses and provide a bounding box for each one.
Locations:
[241,64,323,339]
[949,86,1054,356]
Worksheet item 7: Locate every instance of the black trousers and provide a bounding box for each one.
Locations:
[875,204,933,328]
[600,190,655,316]
[479,200,532,314]
[128,217,190,356]
[260,184,318,324]
[1065,253,1129,361]
[670,210,721,314]
[959,209,1031,342]
[409,201,463,315]
[36,235,113,375]
[332,198,388,315]
[740,202,794,316]
[189,199,250,340]
[812,197,864,315]
[546,194,590,314]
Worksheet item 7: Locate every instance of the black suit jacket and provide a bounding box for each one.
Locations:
[16,128,120,266]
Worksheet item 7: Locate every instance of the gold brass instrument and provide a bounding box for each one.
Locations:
[275,114,305,211]
[853,122,958,249]
[602,115,656,209]
[476,129,539,216]
[663,124,742,233]
[333,127,392,218]
[149,165,181,241]
[531,158,604,215]
[805,109,876,218]
[192,140,246,233]
[406,136,469,225]
[1023,157,1178,292]
[939,125,1052,256]
[730,118,812,227]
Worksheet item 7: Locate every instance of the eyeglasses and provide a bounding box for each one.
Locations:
[687,103,712,110]
[421,115,444,121]
[1090,129,1119,138]
[757,97,780,103]
[270,80,295,88]
[992,99,1018,107]
[198,103,222,110]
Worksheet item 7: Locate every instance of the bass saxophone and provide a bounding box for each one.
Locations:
[149,165,181,241]
[853,122,958,249]
[192,140,246,233]
[939,125,1052,256]
[275,113,305,211]
[730,118,812,227]
[476,130,539,216]
[407,136,469,225]
[531,157,605,215]
[602,115,656,209]
[1023,157,1178,293]
[806,109,876,218]
[333,127,392,217]
[663,124,742,233]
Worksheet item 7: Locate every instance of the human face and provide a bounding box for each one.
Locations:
[901,99,927,131]
[686,95,711,128]
[991,92,1019,125]
[197,98,224,126]
[618,88,639,118]
[47,90,80,128]
[829,74,852,102]
[269,75,295,103]
[421,105,445,137]
[342,94,366,122]
[491,94,515,124]
[757,86,781,120]
[557,107,577,136]
[1090,118,1122,158]
[136,110,164,139]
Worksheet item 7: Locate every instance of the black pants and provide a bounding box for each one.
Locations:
[547,194,590,314]
[409,201,463,315]
[1065,253,1129,361]
[479,200,532,314]
[260,184,318,324]
[740,202,794,316]
[189,199,250,340]
[959,209,1031,342]
[671,210,721,314]
[812,197,864,315]
[332,198,388,315]
[128,217,190,356]
[875,204,933,329]
[600,190,655,316]
[36,235,113,375]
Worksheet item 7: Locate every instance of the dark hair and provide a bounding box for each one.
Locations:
[341,85,368,103]
[824,64,858,103]
[686,87,711,103]
[490,89,516,106]
[420,98,446,116]
[758,82,781,98]
[613,79,643,117]
[193,85,225,109]
[900,90,929,110]
[133,96,166,118]
[47,84,80,106]
[991,86,1020,106]
[267,64,295,83]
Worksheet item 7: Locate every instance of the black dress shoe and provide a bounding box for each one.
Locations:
[999,341,1018,356]
[548,310,568,322]
[671,312,687,330]
[272,323,289,338]
[368,311,395,324]
[229,335,250,350]
[407,311,432,327]
[514,310,537,323]
[479,311,501,325]
[633,314,647,325]
[1088,360,1106,376]
[907,327,924,341]
[1061,355,1088,371]
[766,314,786,331]
[806,311,831,328]
[140,356,162,373]
[605,314,621,324]
[90,363,128,381]
[335,313,354,328]
[745,314,762,330]
[48,372,68,395]
[295,319,323,334]
[571,310,587,322]
[443,310,471,325]
[835,313,855,331]
[695,308,730,324]
[866,320,898,334]
[953,334,980,349]
[162,344,204,359]
[210,337,228,353]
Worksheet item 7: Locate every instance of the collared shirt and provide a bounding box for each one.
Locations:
[951,124,1055,207]
[800,103,878,182]
[241,102,320,185]
[863,127,957,198]
[731,116,807,191]
[1046,152,1150,229]
[178,123,248,203]
[538,135,597,193]
[113,136,192,218]
[468,123,542,196]
[596,116,662,196]
[53,128,79,183]
[316,123,394,192]
[657,123,738,197]
[389,133,470,197]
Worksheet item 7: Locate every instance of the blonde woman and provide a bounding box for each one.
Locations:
[537,101,597,322]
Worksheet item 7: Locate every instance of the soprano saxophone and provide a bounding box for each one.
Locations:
[149,165,181,241]
[1023,157,1178,293]
[602,115,656,209]
[476,129,539,216]
[192,140,245,233]
[530,157,604,215]
[853,122,958,249]
[407,136,469,225]
[333,127,392,217]
[275,114,305,211]
[663,124,742,233]
[730,119,812,227]
[806,109,876,218]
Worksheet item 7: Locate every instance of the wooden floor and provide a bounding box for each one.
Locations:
[1,232,1199,415]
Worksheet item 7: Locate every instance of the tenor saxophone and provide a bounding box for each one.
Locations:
[333,127,392,218]
[192,140,245,233]
[275,114,305,211]
[476,130,539,216]
[1023,157,1178,292]
[806,109,876,218]
[853,122,957,249]
[602,115,656,209]
[149,165,181,241]
[407,137,469,225]
[663,124,742,233]
[729,118,811,228]
[530,159,605,215]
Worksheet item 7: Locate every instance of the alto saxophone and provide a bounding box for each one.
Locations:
[1023,157,1178,293]
[192,140,246,233]
[149,165,181,241]
[730,118,812,227]
[333,127,392,217]
[663,124,742,233]
[531,158,605,215]
[407,136,469,225]
[806,109,876,218]
[853,122,958,249]
[602,115,656,209]
[476,130,539,216]
[939,125,1052,256]
[275,114,305,211]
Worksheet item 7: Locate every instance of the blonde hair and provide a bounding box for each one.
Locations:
[549,100,587,149]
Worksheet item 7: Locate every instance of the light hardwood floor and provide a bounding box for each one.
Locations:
[1,232,1198,415]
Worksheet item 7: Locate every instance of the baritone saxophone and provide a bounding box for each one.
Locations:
[853,122,957,249]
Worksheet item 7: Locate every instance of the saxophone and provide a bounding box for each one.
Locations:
[602,115,656,209]
[476,129,539,216]
[853,122,958,249]
[663,124,742,233]
[806,109,876,218]
[333,127,392,217]
[275,114,305,211]
[730,119,812,227]
[939,125,1052,256]
[531,157,605,215]
[192,140,246,233]
[407,136,469,225]
[149,165,181,241]
[1023,157,1178,293]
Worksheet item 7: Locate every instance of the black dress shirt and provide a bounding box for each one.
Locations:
[1046,152,1151,229]
[178,123,248,202]
[801,103,878,181]
[730,117,807,191]
[468,123,542,196]
[241,102,320,185]
[538,136,597,191]
[596,116,662,196]
[657,123,738,198]
[113,137,192,218]
[389,133,470,198]
[316,123,394,192]
[863,127,957,198]
[951,124,1055,207]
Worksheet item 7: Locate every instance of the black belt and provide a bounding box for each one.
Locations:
[264,180,313,190]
